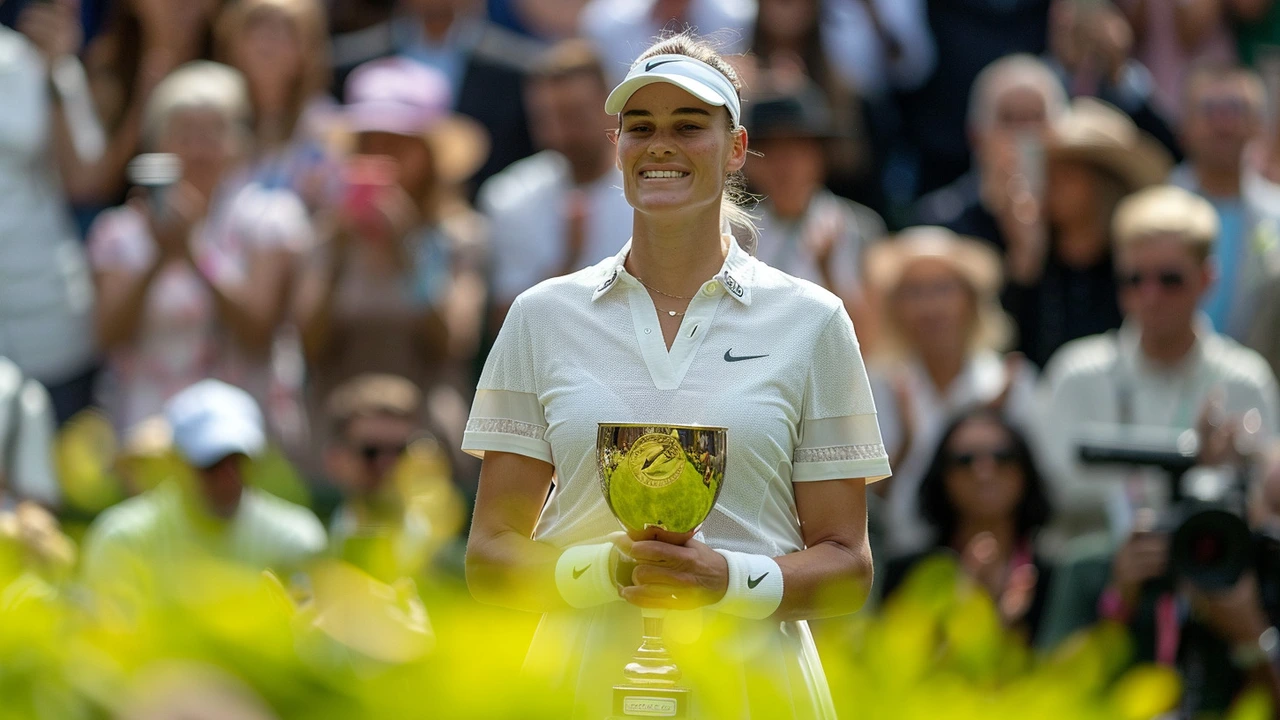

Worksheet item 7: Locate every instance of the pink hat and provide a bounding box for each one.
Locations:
[335,57,489,183]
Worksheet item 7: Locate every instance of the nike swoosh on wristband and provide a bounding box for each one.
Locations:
[724,349,769,362]
[645,59,680,72]
[747,573,768,589]
[573,565,590,579]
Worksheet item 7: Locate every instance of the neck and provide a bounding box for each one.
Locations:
[627,206,728,298]
[568,144,615,186]
[919,349,966,393]
[770,189,815,220]
[952,519,1020,557]
[1194,162,1241,198]
[351,490,404,524]
[1054,221,1108,267]
[421,12,456,43]
[1140,324,1198,366]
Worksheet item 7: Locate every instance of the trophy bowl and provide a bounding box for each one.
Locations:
[597,423,727,544]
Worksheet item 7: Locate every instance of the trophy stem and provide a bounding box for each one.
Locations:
[623,609,680,686]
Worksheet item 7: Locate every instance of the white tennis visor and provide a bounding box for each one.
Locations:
[604,54,741,128]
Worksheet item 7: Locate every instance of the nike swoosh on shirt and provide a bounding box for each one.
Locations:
[747,573,769,589]
[724,349,769,362]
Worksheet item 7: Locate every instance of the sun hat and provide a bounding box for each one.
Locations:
[866,226,1013,353]
[1049,97,1172,191]
[866,226,1004,300]
[164,380,266,470]
[604,53,741,127]
[333,57,490,184]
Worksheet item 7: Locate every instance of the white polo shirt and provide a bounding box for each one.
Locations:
[463,236,890,556]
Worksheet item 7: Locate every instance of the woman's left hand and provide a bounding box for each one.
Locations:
[613,534,729,610]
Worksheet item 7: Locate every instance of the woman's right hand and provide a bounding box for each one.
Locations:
[132,182,206,263]
[1109,530,1170,606]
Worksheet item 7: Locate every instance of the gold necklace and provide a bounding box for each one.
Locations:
[632,273,692,317]
[632,273,696,300]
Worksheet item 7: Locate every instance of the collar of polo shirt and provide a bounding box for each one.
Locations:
[592,236,756,305]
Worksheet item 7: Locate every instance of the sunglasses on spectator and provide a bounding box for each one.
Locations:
[1118,269,1187,291]
[353,442,409,464]
[948,447,1019,469]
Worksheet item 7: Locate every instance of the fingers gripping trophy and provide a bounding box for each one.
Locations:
[597,423,727,719]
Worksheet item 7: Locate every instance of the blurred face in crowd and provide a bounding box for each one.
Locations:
[1181,72,1263,174]
[746,136,825,218]
[527,71,612,171]
[327,413,417,498]
[976,83,1051,173]
[230,8,306,104]
[616,82,747,218]
[757,0,818,46]
[160,108,239,198]
[943,417,1027,529]
[197,454,247,520]
[1116,235,1212,342]
[356,131,437,200]
[890,258,976,360]
[1045,158,1096,226]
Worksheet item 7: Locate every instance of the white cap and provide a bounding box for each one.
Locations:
[605,54,741,128]
[165,380,266,469]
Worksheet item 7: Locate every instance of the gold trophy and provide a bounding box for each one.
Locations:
[597,423,727,720]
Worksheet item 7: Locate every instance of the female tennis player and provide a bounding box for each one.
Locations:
[463,33,891,719]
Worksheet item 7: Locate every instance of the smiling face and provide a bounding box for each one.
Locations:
[615,82,747,220]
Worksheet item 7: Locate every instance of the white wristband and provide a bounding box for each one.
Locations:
[555,541,621,609]
[707,549,783,620]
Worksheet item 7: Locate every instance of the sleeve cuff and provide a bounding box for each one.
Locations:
[792,455,891,484]
[461,428,553,464]
[794,413,890,482]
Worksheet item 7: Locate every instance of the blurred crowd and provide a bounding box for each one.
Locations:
[6,0,1280,717]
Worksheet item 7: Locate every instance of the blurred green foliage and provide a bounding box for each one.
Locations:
[2,525,1256,720]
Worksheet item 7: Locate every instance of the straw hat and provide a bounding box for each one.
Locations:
[866,226,1004,300]
[865,226,1012,353]
[1049,97,1172,191]
[330,57,490,185]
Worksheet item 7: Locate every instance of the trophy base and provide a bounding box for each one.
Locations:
[609,684,690,719]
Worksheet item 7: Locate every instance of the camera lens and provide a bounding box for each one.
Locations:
[1171,509,1253,591]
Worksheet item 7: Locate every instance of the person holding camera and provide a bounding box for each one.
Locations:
[1036,184,1280,544]
[1039,446,1280,716]
[293,57,490,488]
[87,61,313,437]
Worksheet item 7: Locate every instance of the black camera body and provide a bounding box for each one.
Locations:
[1077,428,1275,591]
